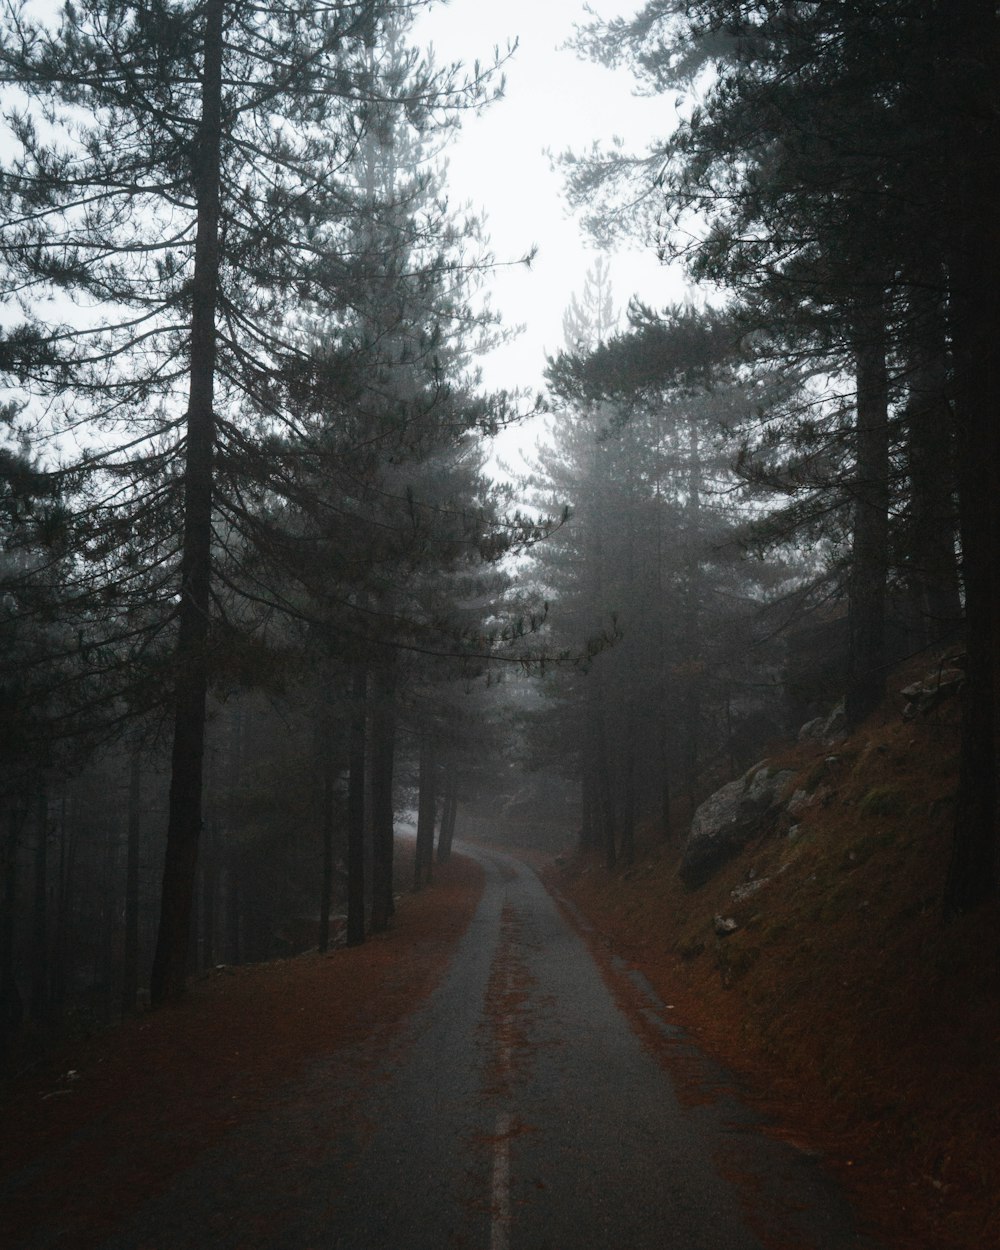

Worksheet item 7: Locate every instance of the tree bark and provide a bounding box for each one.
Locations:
[845,310,890,730]
[943,0,1000,913]
[594,699,616,871]
[30,783,48,1022]
[201,813,218,970]
[904,283,962,646]
[315,684,336,953]
[414,734,437,890]
[370,662,396,932]
[619,726,636,867]
[681,419,703,805]
[346,663,368,946]
[0,807,24,1045]
[437,767,458,863]
[121,751,141,1014]
[50,792,74,1012]
[150,0,224,1005]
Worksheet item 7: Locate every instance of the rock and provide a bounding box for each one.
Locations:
[731,876,770,904]
[901,666,965,718]
[797,701,847,745]
[797,716,825,743]
[679,763,796,887]
[714,915,739,935]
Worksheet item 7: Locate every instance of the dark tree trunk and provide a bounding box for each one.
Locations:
[943,0,1000,913]
[346,663,367,946]
[201,814,218,969]
[594,702,616,871]
[0,808,24,1045]
[681,419,703,805]
[226,857,241,965]
[845,312,890,730]
[370,663,396,932]
[655,478,672,839]
[316,688,335,954]
[437,767,458,863]
[318,762,335,954]
[122,752,141,1014]
[414,734,437,890]
[150,0,224,1005]
[30,784,48,1022]
[225,701,243,964]
[620,730,637,867]
[904,284,962,646]
[50,793,74,1012]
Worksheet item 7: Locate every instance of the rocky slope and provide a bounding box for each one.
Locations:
[553,651,1000,1250]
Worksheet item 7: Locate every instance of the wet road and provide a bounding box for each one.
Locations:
[101,844,879,1249]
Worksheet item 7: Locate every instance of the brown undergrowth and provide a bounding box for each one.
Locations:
[549,658,1000,1250]
[0,852,484,1249]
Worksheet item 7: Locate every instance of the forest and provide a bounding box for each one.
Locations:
[0,0,996,1080]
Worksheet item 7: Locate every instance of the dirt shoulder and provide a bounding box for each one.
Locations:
[0,854,484,1250]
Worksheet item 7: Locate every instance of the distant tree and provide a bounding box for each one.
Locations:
[529,297,789,863]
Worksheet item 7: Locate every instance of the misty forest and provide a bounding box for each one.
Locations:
[1,2,998,1248]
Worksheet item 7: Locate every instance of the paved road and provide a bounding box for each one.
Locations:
[102,844,880,1250]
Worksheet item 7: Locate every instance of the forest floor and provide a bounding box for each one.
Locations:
[0,852,484,1249]
[546,652,1000,1250]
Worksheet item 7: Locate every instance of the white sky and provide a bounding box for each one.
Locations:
[411,0,689,398]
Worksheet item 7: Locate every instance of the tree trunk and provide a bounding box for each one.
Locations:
[904,283,962,646]
[150,0,224,1005]
[201,814,218,970]
[619,724,636,867]
[845,311,890,730]
[315,686,335,954]
[226,856,241,965]
[225,701,243,965]
[346,663,367,946]
[30,783,48,1022]
[121,751,141,1014]
[943,0,1000,913]
[594,697,616,871]
[50,792,75,1012]
[370,663,396,932]
[681,419,704,805]
[0,808,24,1046]
[654,473,672,839]
[437,767,458,863]
[414,734,437,890]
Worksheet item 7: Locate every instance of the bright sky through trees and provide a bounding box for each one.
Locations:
[412,0,689,393]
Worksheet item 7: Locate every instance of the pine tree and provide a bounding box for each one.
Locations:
[0,0,509,999]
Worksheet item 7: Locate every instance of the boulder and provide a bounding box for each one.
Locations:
[679,764,796,887]
[901,666,965,718]
[797,701,848,745]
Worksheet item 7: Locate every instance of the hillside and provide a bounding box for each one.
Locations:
[550,652,1000,1249]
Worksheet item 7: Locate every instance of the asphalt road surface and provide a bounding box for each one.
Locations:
[102,844,881,1250]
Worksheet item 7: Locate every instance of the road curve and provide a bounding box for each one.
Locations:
[101,843,880,1250]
